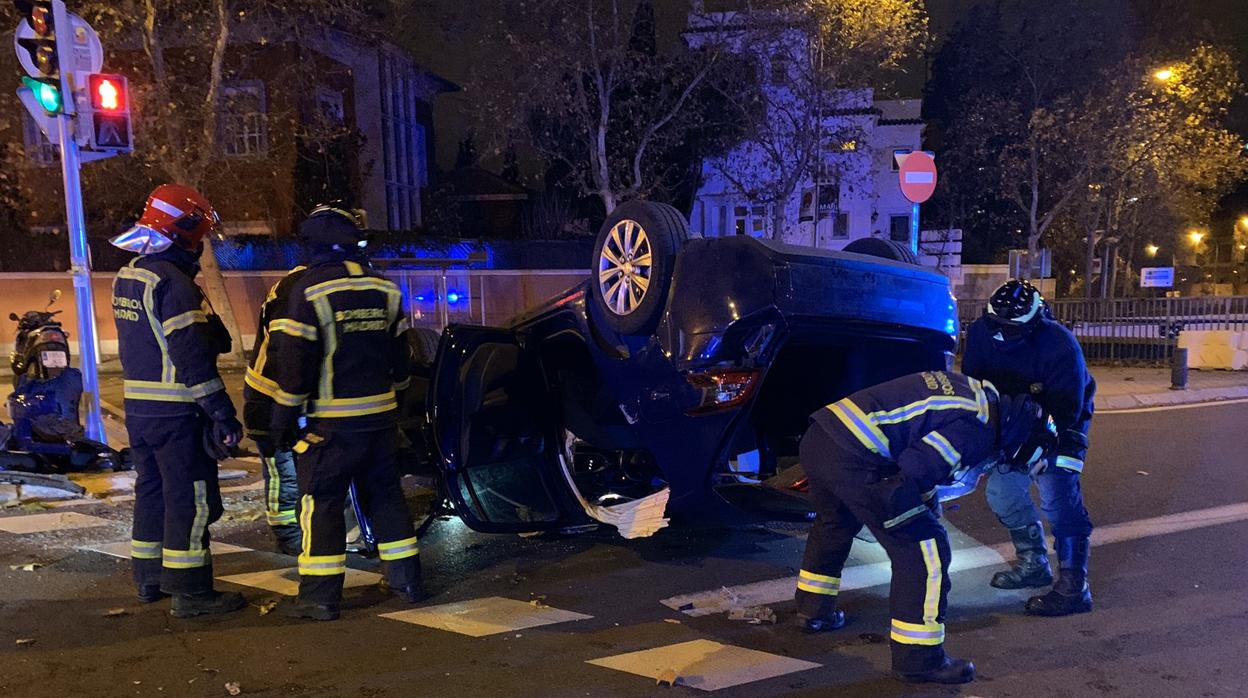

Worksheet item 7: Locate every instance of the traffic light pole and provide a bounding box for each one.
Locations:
[55,112,106,444]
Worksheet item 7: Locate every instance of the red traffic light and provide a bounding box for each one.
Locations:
[88,74,127,112]
[30,6,50,35]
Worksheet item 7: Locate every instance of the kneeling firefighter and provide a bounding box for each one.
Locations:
[109,184,246,617]
[794,371,1056,685]
[263,205,424,620]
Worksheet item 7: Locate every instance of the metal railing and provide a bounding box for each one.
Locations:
[382,268,586,331]
[958,296,1248,365]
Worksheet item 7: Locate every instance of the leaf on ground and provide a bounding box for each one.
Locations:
[663,618,682,624]
[257,600,278,616]
[104,607,129,617]
[15,638,36,646]
[528,599,548,608]
[224,681,242,696]
[9,562,44,572]
[1136,470,1150,475]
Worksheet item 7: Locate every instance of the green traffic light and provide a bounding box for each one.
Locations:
[22,75,61,113]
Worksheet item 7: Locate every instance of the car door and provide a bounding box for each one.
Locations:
[429,325,586,533]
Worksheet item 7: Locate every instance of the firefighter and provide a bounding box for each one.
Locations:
[263,205,423,620]
[109,184,246,618]
[962,280,1096,617]
[242,263,308,555]
[795,371,1056,685]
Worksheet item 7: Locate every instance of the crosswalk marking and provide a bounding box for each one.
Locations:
[587,639,820,691]
[217,566,381,596]
[380,596,592,637]
[0,512,114,534]
[83,540,252,559]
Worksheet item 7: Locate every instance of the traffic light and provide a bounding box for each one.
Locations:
[13,1,69,115]
[86,73,132,152]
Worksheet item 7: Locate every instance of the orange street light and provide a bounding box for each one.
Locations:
[1153,67,1175,81]
[1145,244,1160,257]
[1189,229,1205,245]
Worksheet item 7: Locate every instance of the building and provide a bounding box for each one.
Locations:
[685,8,930,255]
[12,26,454,240]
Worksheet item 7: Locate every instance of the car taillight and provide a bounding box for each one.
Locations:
[686,368,761,415]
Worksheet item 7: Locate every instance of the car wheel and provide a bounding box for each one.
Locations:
[405,326,441,368]
[843,237,919,265]
[591,200,691,336]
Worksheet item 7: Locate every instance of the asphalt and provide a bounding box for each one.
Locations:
[3,394,1248,696]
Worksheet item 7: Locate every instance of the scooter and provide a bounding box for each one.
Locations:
[1,290,129,474]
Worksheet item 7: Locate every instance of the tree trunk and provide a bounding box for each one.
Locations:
[1084,208,1101,300]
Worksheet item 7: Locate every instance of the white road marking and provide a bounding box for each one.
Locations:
[661,501,1248,617]
[380,596,592,637]
[217,566,381,596]
[0,512,114,534]
[82,540,252,559]
[586,639,820,691]
[1100,397,1248,414]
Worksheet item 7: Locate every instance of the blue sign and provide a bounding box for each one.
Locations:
[1140,267,1174,288]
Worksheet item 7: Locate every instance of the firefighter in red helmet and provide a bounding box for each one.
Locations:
[110,184,246,617]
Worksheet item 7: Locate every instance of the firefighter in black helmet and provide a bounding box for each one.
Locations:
[962,279,1096,617]
[264,205,424,620]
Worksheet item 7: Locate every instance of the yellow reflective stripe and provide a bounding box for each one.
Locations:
[968,378,992,423]
[267,510,297,526]
[920,538,942,625]
[890,618,945,646]
[162,548,208,569]
[308,392,397,418]
[161,309,207,336]
[377,536,419,561]
[188,377,225,399]
[344,260,364,277]
[244,368,307,407]
[269,318,318,341]
[311,296,336,402]
[263,456,281,514]
[299,554,347,576]
[869,396,979,425]
[131,539,162,560]
[123,379,195,403]
[1054,456,1084,473]
[292,440,309,454]
[921,431,962,468]
[797,569,840,595]
[304,277,400,301]
[827,399,890,456]
[393,377,412,392]
[188,480,208,553]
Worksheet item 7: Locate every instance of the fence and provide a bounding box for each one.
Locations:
[958,296,1248,365]
[384,269,585,330]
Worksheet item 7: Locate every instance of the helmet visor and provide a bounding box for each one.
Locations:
[109,225,174,254]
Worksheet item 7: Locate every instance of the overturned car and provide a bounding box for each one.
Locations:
[412,200,958,538]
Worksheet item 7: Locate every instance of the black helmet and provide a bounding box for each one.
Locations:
[987,279,1045,330]
[299,202,369,251]
[997,393,1058,473]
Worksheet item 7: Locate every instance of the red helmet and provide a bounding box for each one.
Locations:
[110,184,221,254]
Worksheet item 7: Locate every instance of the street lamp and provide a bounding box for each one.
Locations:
[1189,229,1205,245]
[1153,67,1175,81]
[1146,244,1160,257]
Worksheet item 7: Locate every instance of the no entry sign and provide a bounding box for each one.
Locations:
[897,151,937,204]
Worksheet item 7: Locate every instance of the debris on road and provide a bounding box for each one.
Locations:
[663,618,682,624]
[15,638,36,646]
[103,607,129,617]
[727,605,777,624]
[1137,470,1150,476]
[257,600,278,616]
[656,668,680,686]
[10,562,45,572]
[224,681,242,696]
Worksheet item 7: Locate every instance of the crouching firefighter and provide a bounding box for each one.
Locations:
[243,262,308,555]
[794,371,1056,685]
[109,184,246,618]
[264,205,425,620]
[962,279,1096,617]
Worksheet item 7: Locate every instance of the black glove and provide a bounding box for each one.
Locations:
[205,313,232,356]
[269,404,303,452]
[204,412,242,461]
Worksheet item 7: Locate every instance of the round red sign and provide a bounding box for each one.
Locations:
[898,151,937,204]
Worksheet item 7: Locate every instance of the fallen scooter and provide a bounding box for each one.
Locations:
[1,290,130,478]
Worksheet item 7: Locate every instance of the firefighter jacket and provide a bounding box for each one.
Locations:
[111,248,233,419]
[261,253,411,432]
[242,266,308,445]
[962,316,1095,472]
[810,371,1003,527]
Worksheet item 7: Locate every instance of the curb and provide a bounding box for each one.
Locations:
[1096,385,1248,412]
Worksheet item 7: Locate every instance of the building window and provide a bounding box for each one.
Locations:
[315,87,346,126]
[833,212,849,239]
[381,55,426,230]
[734,205,767,237]
[22,113,57,166]
[220,81,268,157]
[889,215,910,242]
[770,55,789,84]
[890,148,910,172]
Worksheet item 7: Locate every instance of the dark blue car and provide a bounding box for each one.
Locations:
[426,200,957,538]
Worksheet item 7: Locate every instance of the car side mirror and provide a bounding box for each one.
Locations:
[47,289,62,309]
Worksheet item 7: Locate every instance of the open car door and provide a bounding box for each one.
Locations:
[429,325,587,533]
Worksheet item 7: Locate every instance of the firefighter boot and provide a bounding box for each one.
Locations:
[795,610,847,633]
[990,522,1053,589]
[1026,537,1092,617]
[137,585,168,604]
[170,590,247,618]
[895,658,976,685]
[276,597,341,621]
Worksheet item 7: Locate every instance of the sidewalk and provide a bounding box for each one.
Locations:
[1092,366,1248,411]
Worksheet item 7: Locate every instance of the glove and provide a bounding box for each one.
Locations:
[205,313,232,356]
[204,412,242,462]
[874,475,929,531]
[269,404,303,452]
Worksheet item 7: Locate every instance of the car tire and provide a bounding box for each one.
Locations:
[843,237,919,265]
[591,200,691,336]
[405,326,441,368]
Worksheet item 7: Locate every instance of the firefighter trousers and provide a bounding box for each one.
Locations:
[128,413,223,594]
[293,427,419,605]
[261,449,300,534]
[795,426,953,674]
